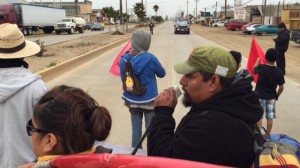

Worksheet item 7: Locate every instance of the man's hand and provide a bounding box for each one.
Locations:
[155,87,177,108]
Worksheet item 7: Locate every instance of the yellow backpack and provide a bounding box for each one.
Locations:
[123,57,146,96]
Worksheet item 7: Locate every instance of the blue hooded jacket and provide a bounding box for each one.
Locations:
[120,52,166,105]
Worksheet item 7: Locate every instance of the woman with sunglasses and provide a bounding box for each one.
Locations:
[19,85,112,168]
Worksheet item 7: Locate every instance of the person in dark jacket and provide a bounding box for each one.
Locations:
[149,22,154,35]
[273,22,290,75]
[147,46,263,167]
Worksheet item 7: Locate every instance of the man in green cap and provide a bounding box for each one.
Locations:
[147,46,263,167]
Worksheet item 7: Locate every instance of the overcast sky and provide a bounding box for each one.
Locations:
[34,0,298,17]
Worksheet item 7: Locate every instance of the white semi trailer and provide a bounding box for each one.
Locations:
[0,3,66,35]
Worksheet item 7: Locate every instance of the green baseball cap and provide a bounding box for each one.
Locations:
[174,46,237,78]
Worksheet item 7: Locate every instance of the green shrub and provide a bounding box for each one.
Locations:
[111,31,124,35]
[48,61,57,67]
[34,39,47,57]
[63,41,95,48]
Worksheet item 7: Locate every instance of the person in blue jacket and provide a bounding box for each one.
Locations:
[120,30,166,149]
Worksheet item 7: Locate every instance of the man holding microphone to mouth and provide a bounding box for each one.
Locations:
[147,46,263,168]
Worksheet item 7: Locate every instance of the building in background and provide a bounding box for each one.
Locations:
[0,0,28,4]
[36,0,92,21]
[281,4,300,30]
[91,9,103,22]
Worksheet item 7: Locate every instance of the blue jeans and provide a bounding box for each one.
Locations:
[129,108,154,149]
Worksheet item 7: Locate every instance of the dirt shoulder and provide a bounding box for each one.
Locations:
[25,26,140,73]
[190,24,300,85]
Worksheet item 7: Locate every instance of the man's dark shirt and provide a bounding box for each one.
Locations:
[254,64,285,99]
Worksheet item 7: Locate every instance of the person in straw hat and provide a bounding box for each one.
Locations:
[0,23,48,167]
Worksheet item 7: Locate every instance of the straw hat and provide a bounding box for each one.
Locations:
[0,23,40,59]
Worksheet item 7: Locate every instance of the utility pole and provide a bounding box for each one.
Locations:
[186,0,189,19]
[120,0,123,24]
[263,0,267,24]
[224,0,227,19]
[145,0,147,17]
[215,1,217,18]
[195,0,199,23]
[126,0,128,32]
[75,0,78,17]
[277,1,280,25]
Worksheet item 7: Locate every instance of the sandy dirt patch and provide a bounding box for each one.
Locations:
[25,27,138,73]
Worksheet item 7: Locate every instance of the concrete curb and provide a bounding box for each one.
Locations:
[38,35,131,82]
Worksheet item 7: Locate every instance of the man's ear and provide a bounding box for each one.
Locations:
[42,133,58,153]
[209,75,222,92]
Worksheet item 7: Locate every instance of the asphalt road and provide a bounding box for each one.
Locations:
[26,24,135,45]
[46,21,300,150]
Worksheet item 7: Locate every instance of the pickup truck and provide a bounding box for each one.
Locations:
[290,30,300,44]
[174,20,190,34]
[226,21,248,31]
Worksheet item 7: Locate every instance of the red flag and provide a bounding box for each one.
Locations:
[109,39,132,76]
[246,36,266,83]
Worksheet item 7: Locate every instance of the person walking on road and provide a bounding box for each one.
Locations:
[120,30,166,149]
[0,23,48,167]
[147,46,263,167]
[273,22,290,75]
[149,22,154,35]
[254,48,285,134]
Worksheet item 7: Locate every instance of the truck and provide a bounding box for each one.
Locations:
[54,17,86,35]
[225,21,248,31]
[174,20,190,34]
[291,30,300,44]
[0,3,66,35]
[289,21,300,44]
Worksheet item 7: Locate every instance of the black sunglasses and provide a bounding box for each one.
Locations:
[26,119,49,136]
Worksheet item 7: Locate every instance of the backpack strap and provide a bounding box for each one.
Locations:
[123,53,154,90]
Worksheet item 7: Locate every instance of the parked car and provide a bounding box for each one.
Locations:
[174,20,190,34]
[241,22,256,31]
[212,21,225,27]
[243,24,262,34]
[226,21,248,31]
[84,21,94,30]
[224,20,235,27]
[253,25,279,35]
[290,30,300,44]
[91,23,104,31]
